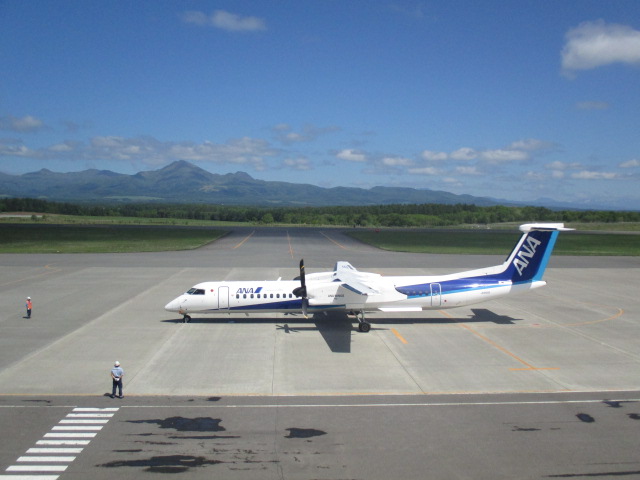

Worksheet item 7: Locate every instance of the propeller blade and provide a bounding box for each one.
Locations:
[292,258,307,298]
[292,259,308,318]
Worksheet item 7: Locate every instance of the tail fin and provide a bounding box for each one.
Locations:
[500,223,573,284]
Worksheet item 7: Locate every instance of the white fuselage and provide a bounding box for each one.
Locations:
[164,275,546,316]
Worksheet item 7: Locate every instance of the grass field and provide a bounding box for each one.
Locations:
[0,225,227,253]
[346,229,640,256]
[1,222,638,255]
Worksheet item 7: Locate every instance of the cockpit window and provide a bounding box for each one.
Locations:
[186,288,206,295]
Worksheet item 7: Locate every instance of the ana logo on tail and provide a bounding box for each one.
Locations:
[512,236,542,276]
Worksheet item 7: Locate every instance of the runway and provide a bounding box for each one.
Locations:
[1,226,639,478]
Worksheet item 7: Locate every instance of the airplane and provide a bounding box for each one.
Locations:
[164,223,572,332]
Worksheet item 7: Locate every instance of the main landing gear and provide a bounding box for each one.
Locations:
[182,314,191,323]
[353,311,371,333]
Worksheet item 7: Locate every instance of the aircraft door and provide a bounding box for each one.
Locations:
[218,286,229,309]
[430,283,442,307]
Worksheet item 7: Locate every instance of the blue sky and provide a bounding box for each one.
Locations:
[1,1,639,209]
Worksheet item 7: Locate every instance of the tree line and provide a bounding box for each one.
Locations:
[1,197,639,227]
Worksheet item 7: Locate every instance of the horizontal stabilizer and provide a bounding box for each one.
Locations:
[519,223,574,232]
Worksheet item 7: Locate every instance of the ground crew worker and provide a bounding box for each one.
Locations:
[26,297,32,318]
[110,361,124,398]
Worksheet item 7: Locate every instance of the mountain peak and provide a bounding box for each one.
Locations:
[159,160,207,173]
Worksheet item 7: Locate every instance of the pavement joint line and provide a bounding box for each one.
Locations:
[101,397,640,408]
[439,309,557,371]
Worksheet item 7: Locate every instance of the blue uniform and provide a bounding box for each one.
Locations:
[111,366,124,398]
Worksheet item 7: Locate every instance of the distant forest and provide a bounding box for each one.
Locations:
[2,197,639,227]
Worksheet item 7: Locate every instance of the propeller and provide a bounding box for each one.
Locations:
[292,259,309,318]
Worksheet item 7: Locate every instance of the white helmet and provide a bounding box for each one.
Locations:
[114,361,120,367]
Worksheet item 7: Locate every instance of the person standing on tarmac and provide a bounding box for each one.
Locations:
[26,297,32,318]
[110,361,124,399]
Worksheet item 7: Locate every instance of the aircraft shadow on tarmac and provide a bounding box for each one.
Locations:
[162,308,521,354]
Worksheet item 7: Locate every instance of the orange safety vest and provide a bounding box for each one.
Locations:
[26,300,32,309]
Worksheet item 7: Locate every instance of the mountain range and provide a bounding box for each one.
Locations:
[0,160,592,209]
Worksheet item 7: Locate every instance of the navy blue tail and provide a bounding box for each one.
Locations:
[499,226,564,284]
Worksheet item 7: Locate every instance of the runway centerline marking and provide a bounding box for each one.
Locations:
[320,231,348,249]
[232,230,255,249]
[0,264,61,288]
[287,230,294,258]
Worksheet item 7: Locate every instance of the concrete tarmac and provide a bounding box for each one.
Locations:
[1,226,639,478]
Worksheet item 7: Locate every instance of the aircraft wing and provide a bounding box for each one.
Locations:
[334,261,381,296]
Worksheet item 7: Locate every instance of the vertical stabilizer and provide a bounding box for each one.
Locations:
[499,224,572,284]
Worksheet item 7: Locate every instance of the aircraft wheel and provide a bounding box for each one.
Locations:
[183,315,191,323]
[358,322,371,333]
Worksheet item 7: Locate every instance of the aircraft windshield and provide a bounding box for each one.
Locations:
[186,288,205,295]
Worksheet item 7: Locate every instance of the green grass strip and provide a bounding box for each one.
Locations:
[346,230,640,256]
[0,225,227,253]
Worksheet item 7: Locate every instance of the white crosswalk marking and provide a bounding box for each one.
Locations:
[7,465,68,472]
[52,425,103,431]
[2,406,119,479]
[36,440,90,446]
[44,432,97,438]
[27,448,83,454]
[59,419,109,424]
[17,457,76,463]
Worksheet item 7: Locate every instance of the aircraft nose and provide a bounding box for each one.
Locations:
[165,298,180,312]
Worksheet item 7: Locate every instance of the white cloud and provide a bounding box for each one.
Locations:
[619,159,640,168]
[408,166,440,175]
[48,142,77,153]
[181,10,266,32]
[421,150,448,161]
[455,166,481,175]
[1,135,278,170]
[545,160,582,170]
[336,149,367,162]
[507,138,553,152]
[571,170,618,180]
[382,156,413,167]
[0,115,46,133]
[561,20,640,75]
[282,157,312,171]
[0,139,36,157]
[480,149,529,164]
[525,171,546,181]
[450,147,477,161]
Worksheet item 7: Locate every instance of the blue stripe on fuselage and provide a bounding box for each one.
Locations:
[397,275,512,299]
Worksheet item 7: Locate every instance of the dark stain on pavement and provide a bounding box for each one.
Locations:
[99,455,222,473]
[128,416,226,432]
[285,427,327,439]
[576,413,595,423]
